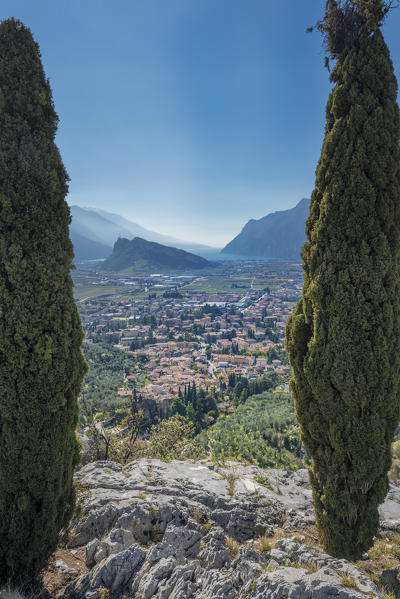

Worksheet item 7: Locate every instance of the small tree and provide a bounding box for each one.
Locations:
[145,415,204,461]
[0,20,87,585]
[286,0,400,560]
[89,416,112,461]
[108,391,144,464]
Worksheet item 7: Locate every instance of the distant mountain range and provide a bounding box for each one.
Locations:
[101,237,210,273]
[221,198,309,260]
[70,200,310,263]
[69,206,210,261]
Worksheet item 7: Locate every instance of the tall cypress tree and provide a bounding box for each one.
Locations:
[0,19,87,585]
[286,0,400,560]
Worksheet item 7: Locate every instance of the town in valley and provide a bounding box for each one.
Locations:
[73,260,302,423]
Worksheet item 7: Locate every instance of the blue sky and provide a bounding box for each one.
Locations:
[1,1,400,246]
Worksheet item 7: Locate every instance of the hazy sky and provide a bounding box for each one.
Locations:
[1,1,400,246]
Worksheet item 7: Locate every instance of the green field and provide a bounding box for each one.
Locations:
[74,285,128,302]
[183,275,277,295]
[185,276,252,294]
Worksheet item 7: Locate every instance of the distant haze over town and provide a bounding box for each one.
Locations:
[69,200,309,262]
[69,194,305,248]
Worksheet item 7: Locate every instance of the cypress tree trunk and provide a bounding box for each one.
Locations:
[286,3,400,560]
[0,19,87,585]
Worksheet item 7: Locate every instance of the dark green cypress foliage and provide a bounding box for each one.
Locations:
[286,1,400,560]
[0,19,87,585]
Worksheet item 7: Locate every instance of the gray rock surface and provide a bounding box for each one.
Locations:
[379,563,400,589]
[63,458,400,598]
[91,528,135,565]
[55,559,79,577]
[251,567,370,599]
[68,545,146,597]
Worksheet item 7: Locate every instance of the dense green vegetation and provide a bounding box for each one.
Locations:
[286,0,400,560]
[79,339,300,471]
[199,392,302,469]
[0,20,86,586]
[144,415,206,461]
[168,371,280,433]
[228,371,278,405]
[169,383,218,432]
[79,343,132,422]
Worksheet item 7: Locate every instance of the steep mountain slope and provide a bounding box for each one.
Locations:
[101,237,210,272]
[93,208,209,251]
[222,199,309,260]
[69,206,211,262]
[70,206,146,248]
[69,231,112,261]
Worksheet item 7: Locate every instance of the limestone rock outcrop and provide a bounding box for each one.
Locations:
[63,459,400,598]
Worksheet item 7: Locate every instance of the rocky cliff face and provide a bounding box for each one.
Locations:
[62,459,400,599]
[221,199,310,260]
[101,238,210,273]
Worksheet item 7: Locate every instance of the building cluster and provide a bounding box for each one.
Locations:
[78,266,302,407]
